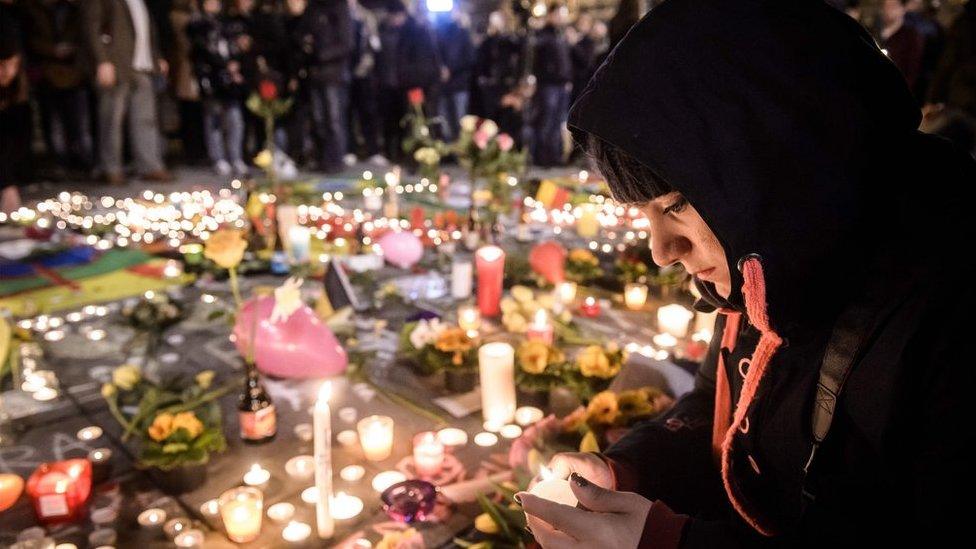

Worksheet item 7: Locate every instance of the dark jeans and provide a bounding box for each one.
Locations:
[438,90,469,141]
[533,83,569,167]
[308,81,350,172]
[37,85,93,170]
[179,99,208,164]
[350,76,382,157]
[379,86,407,162]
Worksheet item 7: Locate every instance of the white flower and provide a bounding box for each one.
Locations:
[409,318,446,349]
[480,119,499,138]
[460,115,479,133]
[270,277,304,324]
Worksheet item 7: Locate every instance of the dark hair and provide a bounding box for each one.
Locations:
[584,133,673,204]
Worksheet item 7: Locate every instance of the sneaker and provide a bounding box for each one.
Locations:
[367,154,390,167]
[232,160,250,176]
[214,160,232,177]
[103,172,127,185]
[343,153,358,167]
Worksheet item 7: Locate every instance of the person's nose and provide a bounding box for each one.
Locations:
[649,226,690,268]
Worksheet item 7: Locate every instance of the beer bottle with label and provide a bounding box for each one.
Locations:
[239,363,276,443]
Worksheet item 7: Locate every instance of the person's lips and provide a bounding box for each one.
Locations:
[694,267,716,281]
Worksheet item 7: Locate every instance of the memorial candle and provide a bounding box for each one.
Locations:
[313,382,335,539]
[478,342,516,425]
[358,415,394,462]
[288,225,311,264]
[412,432,445,478]
[657,304,694,338]
[219,487,263,543]
[526,309,554,345]
[475,246,505,316]
[451,258,473,299]
[580,296,601,317]
[457,305,481,336]
[624,283,649,310]
[556,281,577,305]
[26,459,92,525]
[528,465,578,507]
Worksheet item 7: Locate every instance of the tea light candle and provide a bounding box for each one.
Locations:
[624,283,649,310]
[475,246,505,316]
[282,520,312,543]
[338,407,359,424]
[243,463,271,487]
[87,448,112,485]
[500,424,523,439]
[174,529,205,548]
[340,465,365,482]
[267,502,296,523]
[164,517,193,540]
[526,309,554,345]
[313,382,335,539]
[55,544,77,549]
[288,225,312,264]
[294,423,313,442]
[199,499,219,517]
[474,432,499,447]
[219,486,263,543]
[515,406,544,426]
[32,386,59,401]
[301,486,320,504]
[412,432,445,478]
[580,296,601,317]
[285,455,315,481]
[457,304,481,337]
[529,465,578,508]
[657,304,694,338]
[358,415,394,462]
[137,508,167,531]
[331,492,364,520]
[556,282,578,305]
[163,259,183,278]
[372,471,407,492]
[478,342,516,425]
[451,258,474,299]
[337,430,359,448]
[653,333,678,348]
[76,426,103,442]
[436,428,468,449]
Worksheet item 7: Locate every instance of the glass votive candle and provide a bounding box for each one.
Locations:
[624,283,649,310]
[164,517,193,540]
[174,529,205,548]
[357,415,394,461]
[557,281,578,305]
[381,480,437,523]
[87,448,113,485]
[137,508,167,532]
[412,432,445,478]
[219,486,263,543]
[457,305,481,336]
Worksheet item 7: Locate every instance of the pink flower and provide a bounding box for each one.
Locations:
[497,133,514,152]
[473,130,490,150]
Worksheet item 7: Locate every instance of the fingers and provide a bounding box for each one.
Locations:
[569,472,634,513]
[518,492,596,540]
[527,513,579,549]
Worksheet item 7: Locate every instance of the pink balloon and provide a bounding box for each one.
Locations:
[378,230,424,269]
[529,240,567,284]
[233,296,348,379]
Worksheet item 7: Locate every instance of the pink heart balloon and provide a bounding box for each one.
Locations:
[233,296,348,379]
[529,240,567,284]
[377,230,424,269]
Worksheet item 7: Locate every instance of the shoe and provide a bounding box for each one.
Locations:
[343,153,358,167]
[104,172,127,185]
[367,154,390,167]
[215,160,232,177]
[231,160,249,176]
[141,170,174,182]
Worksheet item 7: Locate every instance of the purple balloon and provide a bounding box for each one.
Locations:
[233,296,348,379]
[377,230,424,269]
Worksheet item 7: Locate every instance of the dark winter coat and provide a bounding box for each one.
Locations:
[533,24,571,86]
[928,2,976,116]
[377,16,440,92]
[294,0,353,85]
[436,19,475,94]
[569,0,976,546]
[187,14,246,100]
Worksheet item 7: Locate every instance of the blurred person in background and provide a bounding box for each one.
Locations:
[1,26,30,212]
[880,0,925,92]
[531,4,572,167]
[169,0,207,166]
[282,0,312,165]
[925,0,976,155]
[434,8,475,140]
[904,0,944,102]
[348,0,386,165]
[608,0,642,50]
[82,0,173,184]
[473,10,524,127]
[25,0,94,179]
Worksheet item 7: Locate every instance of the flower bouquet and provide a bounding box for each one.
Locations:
[615,254,649,285]
[454,115,527,219]
[120,291,187,361]
[398,319,478,391]
[516,341,625,404]
[565,248,604,284]
[401,87,448,177]
[246,78,293,183]
[499,286,587,344]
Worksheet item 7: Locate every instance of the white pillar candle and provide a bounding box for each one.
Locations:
[412,431,445,478]
[313,382,335,539]
[357,415,394,462]
[288,225,311,264]
[657,304,694,338]
[452,258,474,299]
[624,283,649,310]
[529,465,578,507]
[478,342,516,425]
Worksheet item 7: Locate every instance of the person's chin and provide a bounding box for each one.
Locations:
[715,282,732,299]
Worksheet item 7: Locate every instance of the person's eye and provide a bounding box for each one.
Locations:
[662,197,687,216]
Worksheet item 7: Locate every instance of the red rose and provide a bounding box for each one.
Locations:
[407,87,425,107]
[258,80,278,101]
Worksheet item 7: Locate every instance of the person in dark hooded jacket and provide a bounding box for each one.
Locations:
[517,0,976,547]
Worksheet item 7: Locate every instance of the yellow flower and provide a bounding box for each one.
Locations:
[510,285,534,304]
[112,364,141,390]
[253,149,273,168]
[101,383,116,399]
[460,115,478,132]
[148,413,175,442]
[577,346,619,379]
[569,249,598,265]
[376,528,420,549]
[413,147,440,165]
[434,328,474,366]
[474,513,500,534]
[586,391,620,425]
[537,293,555,310]
[204,229,248,269]
[617,389,656,418]
[579,430,601,452]
[195,370,215,389]
[500,297,519,314]
[171,411,205,439]
[518,340,550,374]
[502,312,527,333]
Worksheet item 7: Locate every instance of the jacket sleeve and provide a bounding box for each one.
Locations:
[314,5,354,64]
[81,0,109,66]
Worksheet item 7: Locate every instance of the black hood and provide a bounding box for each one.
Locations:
[569,0,925,332]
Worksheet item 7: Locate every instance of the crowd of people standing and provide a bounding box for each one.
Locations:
[2,0,976,212]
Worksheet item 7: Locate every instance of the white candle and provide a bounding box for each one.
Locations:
[515,406,544,426]
[412,431,445,477]
[500,424,523,439]
[653,333,678,348]
[76,426,103,442]
[330,492,364,520]
[199,499,219,517]
[285,455,315,481]
[173,529,205,548]
[452,259,474,299]
[137,508,166,531]
[219,487,263,543]
[314,382,335,539]
[657,304,694,338]
[267,502,295,523]
[371,470,407,492]
[243,463,271,487]
[282,520,312,543]
[556,281,578,305]
[474,432,499,447]
[357,415,394,462]
[529,465,578,507]
[526,309,554,345]
[478,342,516,425]
[457,305,481,336]
[624,283,649,310]
[340,465,365,482]
[337,430,359,448]
[437,427,468,449]
[288,225,311,264]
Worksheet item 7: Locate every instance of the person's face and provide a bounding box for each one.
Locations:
[203,0,221,15]
[639,192,732,298]
[236,0,254,13]
[286,0,305,15]
[0,55,20,87]
[882,0,906,25]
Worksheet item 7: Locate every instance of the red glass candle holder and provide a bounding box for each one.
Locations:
[26,459,92,525]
